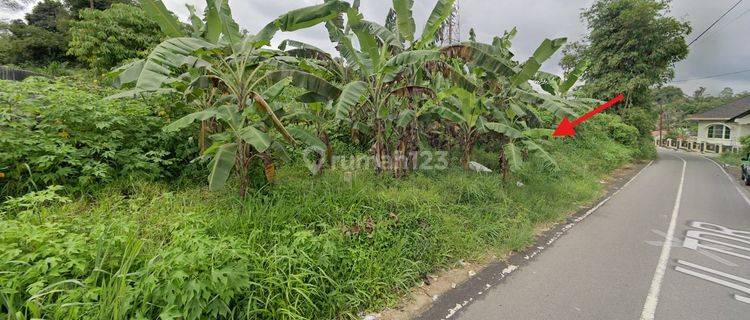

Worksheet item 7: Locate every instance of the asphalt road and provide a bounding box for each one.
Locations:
[427,149,750,320]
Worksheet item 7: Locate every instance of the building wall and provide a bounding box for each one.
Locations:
[695,120,749,147]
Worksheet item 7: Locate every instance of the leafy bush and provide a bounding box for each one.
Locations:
[622,107,656,137]
[576,113,637,145]
[0,77,198,197]
[608,122,640,146]
[741,136,750,155]
[68,4,164,70]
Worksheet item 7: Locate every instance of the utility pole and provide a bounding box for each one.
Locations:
[440,1,461,45]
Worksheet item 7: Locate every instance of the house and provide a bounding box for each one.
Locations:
[689,96,750,153]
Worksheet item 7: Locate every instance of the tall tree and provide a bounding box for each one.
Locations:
[720,87,734,98]
[0,0,70,65]
[25,0,68,30]
[693,86,706,99]
[561,0,691,117]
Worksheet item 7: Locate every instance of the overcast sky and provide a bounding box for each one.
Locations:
[2,0,749,96]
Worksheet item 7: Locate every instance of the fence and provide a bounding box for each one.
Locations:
[656,138,740,154]
[0,65,41,81]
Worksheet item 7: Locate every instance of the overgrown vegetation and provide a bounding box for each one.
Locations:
[0,0,686,318]
[0,124,636,319]
[0,77,198,196]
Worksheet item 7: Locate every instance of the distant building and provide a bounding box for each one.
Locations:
[689,96,750,152]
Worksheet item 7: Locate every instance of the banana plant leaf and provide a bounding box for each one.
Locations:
[392,0,416,42]
[359,20,403,50]
[441,44,517,78]
[416,0,457,48]
[523,139,558,171]
[484,122,523,139]
[238,126,272,152]
[335,81,368,119]
[396,109,417,127]
[163,109,220,133]
[125,37,217,92]
[254,0,350,48]
[266,70,341,100]
[511,38,566,87]
[140,0,185,37]
[288,127,326,151]
[503,142,523,172]
[208,143,238,191]
[559,59,590,95]
[186,5,205,36]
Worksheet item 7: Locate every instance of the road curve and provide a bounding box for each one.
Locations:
[423,149,750,320]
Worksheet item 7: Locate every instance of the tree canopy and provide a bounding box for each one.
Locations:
[67,3,163,69]
[0,0,70,65]
[561,0,691,112]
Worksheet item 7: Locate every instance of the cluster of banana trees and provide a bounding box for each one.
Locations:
[111,0,593,196]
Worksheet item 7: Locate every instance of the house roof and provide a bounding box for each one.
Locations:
[690,96,750,121]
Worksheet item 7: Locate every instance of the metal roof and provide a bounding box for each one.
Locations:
[690,96,750,121]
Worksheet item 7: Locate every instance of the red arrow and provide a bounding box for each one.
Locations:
[553,94,625,137]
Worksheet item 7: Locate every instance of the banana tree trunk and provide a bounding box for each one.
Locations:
[460,135,475,171]
[321,131,333,169]
[498,137,509,179]
[199,120,208,154]
[373,119,388,174]
[236,140,252,197]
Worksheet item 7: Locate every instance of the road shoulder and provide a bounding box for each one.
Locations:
[381,159,654,320]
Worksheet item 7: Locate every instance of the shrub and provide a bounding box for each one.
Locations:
[608,122,640,146]
[622,107,657,137]
[0,77,198,197]
[741,136,750,155]
[67,4,164,70]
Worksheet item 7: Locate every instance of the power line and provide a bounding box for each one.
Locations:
[687,0,743,47]
[672,68,750,82]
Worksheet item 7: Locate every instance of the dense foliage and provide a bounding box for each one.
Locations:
[0,0,70,65]
[0,127,636,319]
[67,3,163,69]
[0,77,197,196]
[0,0,675,319]
[561,0,691,157]
[0,0,145,69]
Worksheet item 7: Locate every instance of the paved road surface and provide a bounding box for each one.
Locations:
[434,149,750,320]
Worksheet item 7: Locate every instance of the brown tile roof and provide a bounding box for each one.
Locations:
[690,96,750,121]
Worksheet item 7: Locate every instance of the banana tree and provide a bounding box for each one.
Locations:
[111,0,349,196]
[280,100,335,175]
[436,87,556,173]
[436,29,587,175]
[323,0,458,176]
[535,58,590,98]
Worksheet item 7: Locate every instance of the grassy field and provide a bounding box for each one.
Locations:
[0,129,637,320]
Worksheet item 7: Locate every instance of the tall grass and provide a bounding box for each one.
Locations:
[0,133,636,319]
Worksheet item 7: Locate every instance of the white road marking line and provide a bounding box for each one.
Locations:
[702,156,750,207]
[675,260,750,304]
[640,155,687,320]
[676,260,750,286]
